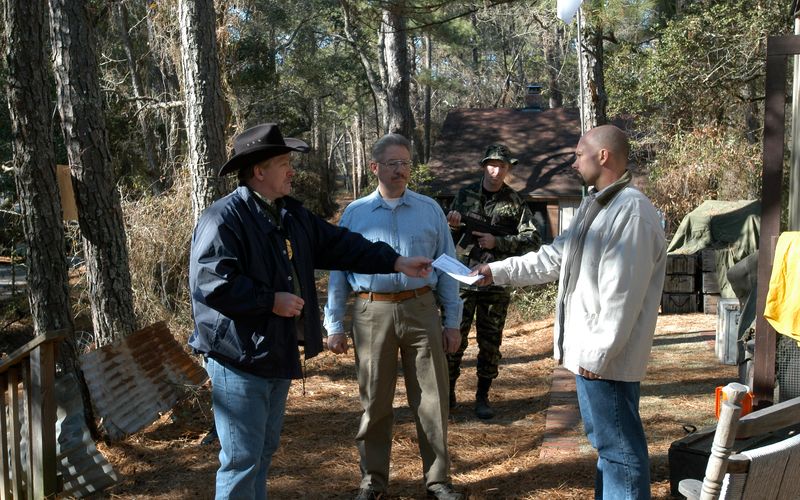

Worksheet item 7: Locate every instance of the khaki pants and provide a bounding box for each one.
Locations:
[352,291,451,491]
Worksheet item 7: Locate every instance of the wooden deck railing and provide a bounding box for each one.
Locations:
[0,330,66,499]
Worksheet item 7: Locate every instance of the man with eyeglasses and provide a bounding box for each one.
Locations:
[325,133,464,500]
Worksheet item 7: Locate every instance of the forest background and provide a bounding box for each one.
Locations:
[0,0,789,368]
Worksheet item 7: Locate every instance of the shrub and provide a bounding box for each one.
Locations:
[123,173,194,340]
[508,282,559,322]
[643,126,762,234]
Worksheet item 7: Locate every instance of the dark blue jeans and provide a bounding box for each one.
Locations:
[207,358,291,499]
[575,376,651,500]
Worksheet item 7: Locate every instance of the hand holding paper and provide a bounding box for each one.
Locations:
[431,254,484,285]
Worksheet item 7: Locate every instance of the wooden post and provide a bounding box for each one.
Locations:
[0,374,10,500]
[8,368,23,499]
[753,35,800,407]
[700,383,749,500]
[30,342,58,498]
[20,360,32,500]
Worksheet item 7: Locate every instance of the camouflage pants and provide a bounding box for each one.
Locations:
[447,288,511,383]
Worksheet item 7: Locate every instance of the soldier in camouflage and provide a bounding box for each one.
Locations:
[446,144,541,419]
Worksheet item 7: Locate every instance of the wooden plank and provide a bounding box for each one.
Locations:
[725,454,751,474]
[753,45,787,407]
[736,396,800,439]
[764,34,800,56]
[20,361,33,500]
[701,272,720,294]
[0,374,10,500]
[8,368,24,499]
[664,274,695,293]
[665,254,697,275]
[0,330,67,375]
[30,343,58,498]
[661,293,697,314]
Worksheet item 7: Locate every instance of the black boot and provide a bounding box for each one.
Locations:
[449,378,457,409]
[475,377,495,419]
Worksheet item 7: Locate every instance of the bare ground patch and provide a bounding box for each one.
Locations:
[99,312,735,499]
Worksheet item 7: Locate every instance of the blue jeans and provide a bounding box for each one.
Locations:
[207,358,291,499]
[575,376,650,500]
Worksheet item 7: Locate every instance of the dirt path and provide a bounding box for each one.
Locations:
[101,313,735,499]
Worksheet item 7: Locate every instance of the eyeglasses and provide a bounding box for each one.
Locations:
[379,159,413,170]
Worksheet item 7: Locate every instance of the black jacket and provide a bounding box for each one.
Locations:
[189,186,399,379]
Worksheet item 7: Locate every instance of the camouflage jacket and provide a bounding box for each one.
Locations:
[451,180,541,272]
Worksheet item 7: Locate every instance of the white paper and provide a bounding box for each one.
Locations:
[557,0,582,23]
[432,254,484,285]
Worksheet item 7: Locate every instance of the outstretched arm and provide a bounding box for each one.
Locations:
[394,256,433,279]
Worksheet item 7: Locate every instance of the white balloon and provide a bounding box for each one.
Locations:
[557,0,583,23]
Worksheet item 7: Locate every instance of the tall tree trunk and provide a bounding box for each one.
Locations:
[423,34,432,163]
[311,96,333,208]
[347,126,357,199]
[579,22,607,131]
[377,15,390,134]
[382,7,415,142]
[114,2,162,194]
[341,1,387,136]
[179,0,226,221]
[471,13,479,71]
[49,0,137,346]
[354,109,366,193]
[7,0,101,443]
[312,97,322,153]
[545,24,564,108]
[516,50,527,108]
[4,0,74,339]
[743,80,760,144]
[145,4,183,182]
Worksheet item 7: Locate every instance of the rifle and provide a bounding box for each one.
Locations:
[454,213,517,250]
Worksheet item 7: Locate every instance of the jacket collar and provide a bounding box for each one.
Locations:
[237,186,302,233]
[589,170,632,207]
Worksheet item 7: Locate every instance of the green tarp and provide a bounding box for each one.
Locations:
[667,200,760,298]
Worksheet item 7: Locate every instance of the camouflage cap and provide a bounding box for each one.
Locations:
[481,144,518,166]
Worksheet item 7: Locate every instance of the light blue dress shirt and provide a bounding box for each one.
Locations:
[324,188,463,332]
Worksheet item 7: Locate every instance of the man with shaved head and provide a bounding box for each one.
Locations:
[472,125,666,499]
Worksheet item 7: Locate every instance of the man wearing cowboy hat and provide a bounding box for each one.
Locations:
[188,123,434,499]
[445,144,540,419]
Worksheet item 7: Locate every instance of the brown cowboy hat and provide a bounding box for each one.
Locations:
[218,123,309,176]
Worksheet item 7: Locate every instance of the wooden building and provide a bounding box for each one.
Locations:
[427,107,584,241]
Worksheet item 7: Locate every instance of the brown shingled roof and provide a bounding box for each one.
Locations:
[428,107,584,199]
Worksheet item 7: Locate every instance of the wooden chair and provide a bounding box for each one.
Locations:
[679,382,800,500]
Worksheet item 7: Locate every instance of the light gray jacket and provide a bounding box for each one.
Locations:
[489,185,666,382]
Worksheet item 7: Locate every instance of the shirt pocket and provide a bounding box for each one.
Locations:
[407,234,436,257]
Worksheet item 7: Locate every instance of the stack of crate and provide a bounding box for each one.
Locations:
[661,254,698,314]
[700,248,721,314]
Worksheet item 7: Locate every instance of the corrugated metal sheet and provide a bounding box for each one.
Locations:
[56,372,118,497]
[79,321,208,441]
[10,372,119,498]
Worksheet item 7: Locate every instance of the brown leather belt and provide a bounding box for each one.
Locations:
[357,285,431,302]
